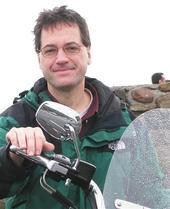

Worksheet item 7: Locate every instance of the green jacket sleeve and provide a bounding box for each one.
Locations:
[0,115,34,198]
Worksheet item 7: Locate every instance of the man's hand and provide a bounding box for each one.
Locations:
[6,127,55,166]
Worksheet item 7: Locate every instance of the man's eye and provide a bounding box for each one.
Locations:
[44,48,56,54]
[41,47,58,57]
[65,45,80,53]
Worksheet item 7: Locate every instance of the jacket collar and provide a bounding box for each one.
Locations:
[24,77,127,132]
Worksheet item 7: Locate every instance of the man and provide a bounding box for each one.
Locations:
[151,72,166,84]
[0,6,131,209]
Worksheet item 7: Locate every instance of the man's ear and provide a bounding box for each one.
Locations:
[38,54,40,63]
[87,47,91,65]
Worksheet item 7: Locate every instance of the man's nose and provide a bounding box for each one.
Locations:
[55,48,69,62]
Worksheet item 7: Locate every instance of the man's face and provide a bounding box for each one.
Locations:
[159,75,166,84]
[38,23,91,91]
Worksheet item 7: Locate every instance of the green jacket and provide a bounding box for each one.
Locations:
[0,77,131,209]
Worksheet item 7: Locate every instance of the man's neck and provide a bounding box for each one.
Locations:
[48,84,92,113]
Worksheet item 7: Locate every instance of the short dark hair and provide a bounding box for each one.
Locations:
[33,5,91,53]
[151,73,164,84]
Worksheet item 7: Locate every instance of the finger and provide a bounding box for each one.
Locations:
[6,127,26,148]
[6,128,18,146]
[43,141,55,152]
[6,128,26,166]
[16,128,28,149]
[24,127,36,156]
[33,127,46,155]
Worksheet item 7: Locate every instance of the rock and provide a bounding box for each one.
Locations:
[159,82,170,92]
[131,87,154,103]
[156,93,170,108]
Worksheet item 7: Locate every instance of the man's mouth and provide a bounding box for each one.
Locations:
[52,66,74,72]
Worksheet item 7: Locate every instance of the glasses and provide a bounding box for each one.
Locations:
[39,42,83,58]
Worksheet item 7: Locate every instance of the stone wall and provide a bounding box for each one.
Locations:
[112,82,170,117]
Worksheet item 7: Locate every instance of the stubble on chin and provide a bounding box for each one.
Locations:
[47,75,85,93]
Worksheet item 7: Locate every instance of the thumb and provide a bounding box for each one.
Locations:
[43,141,55,152]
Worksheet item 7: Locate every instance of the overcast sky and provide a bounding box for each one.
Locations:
[0,0,170,111]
